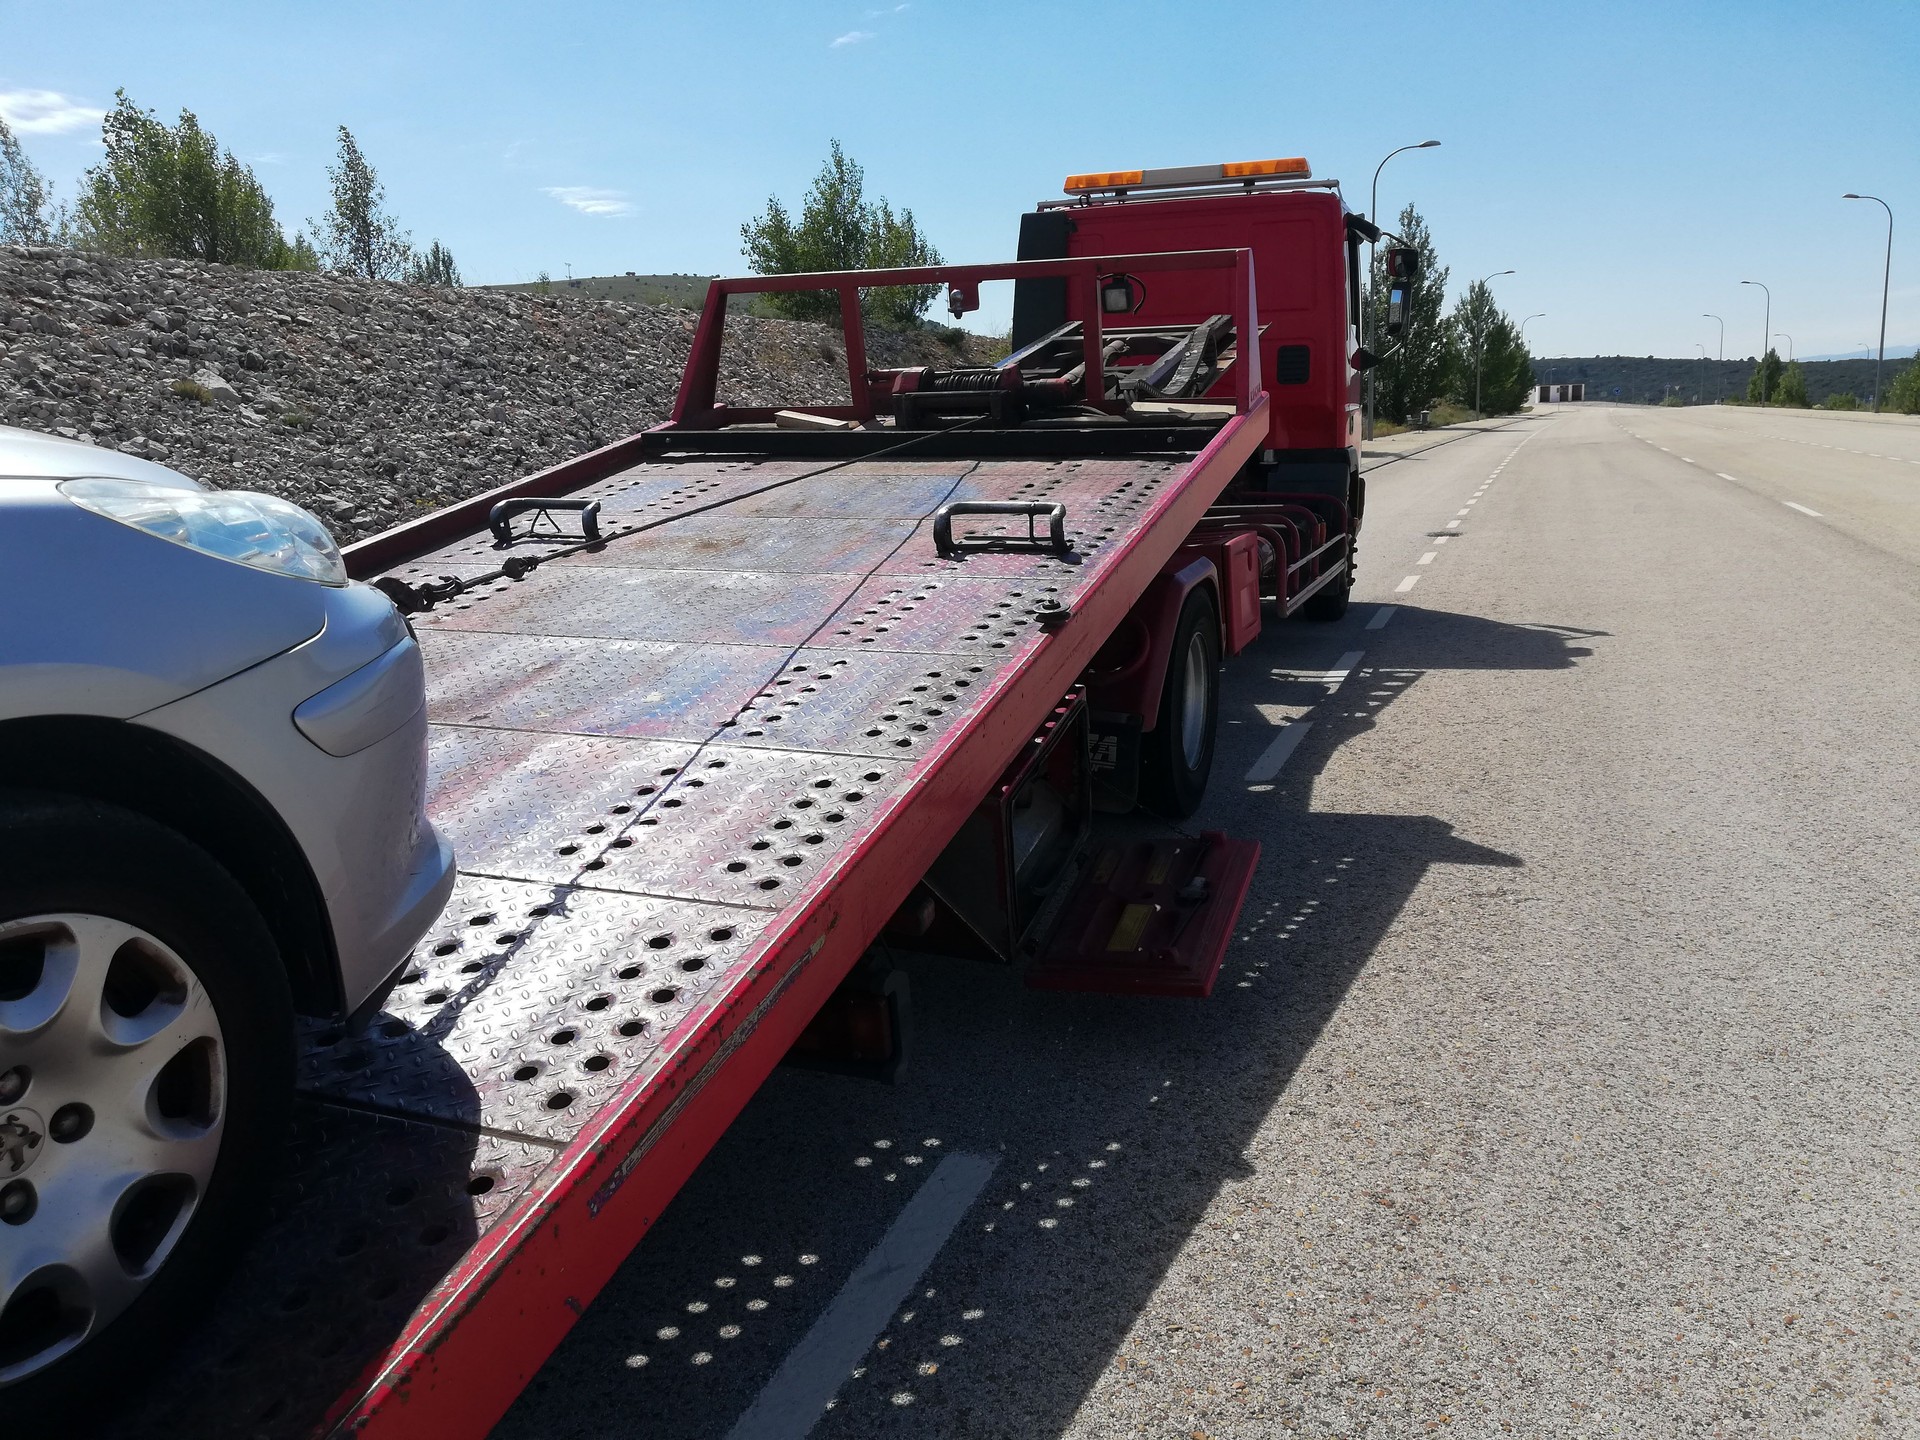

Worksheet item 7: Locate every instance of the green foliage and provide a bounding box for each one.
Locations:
[1659,392,1685,406]
[313,127,412,280]
[532,270,553,295]
[1445,280,1532,416]
[71,91,298,268]
[406,239,462,287]
[1886,359,1920,414]
[740,140,943,326]
[170,377,214,404]
[1366,204,1452,423]
[1822,392,1861,411]
[1773,360,1809,408]
[1746,348,1783,404]
[0,115,55,244]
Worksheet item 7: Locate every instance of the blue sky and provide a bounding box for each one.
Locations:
[5,0,1914,360]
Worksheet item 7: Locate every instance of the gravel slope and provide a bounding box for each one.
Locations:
[0,243,979,542]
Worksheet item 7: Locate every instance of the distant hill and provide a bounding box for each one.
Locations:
[1534,354,1916,407]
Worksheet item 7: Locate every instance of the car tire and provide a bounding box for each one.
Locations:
[1298,567,1352,622]
[1140,587,1221,818]
[0,790,292,1428]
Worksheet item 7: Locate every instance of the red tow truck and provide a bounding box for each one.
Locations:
[111,155,1415,1438]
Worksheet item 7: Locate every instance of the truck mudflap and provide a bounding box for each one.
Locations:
[1024,831,1260,997]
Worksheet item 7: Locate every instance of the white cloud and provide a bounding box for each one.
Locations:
[0,88,106,136]
[830,29,875,47]
[542,186,634,218]
[251,151,287,166]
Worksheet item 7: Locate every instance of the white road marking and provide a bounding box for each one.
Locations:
[1433,535,1450,545]
[1682,457,1694,463]
[1456,508,1471,516]
[1445,519,1461,529]
[1324,650,1366,687]
[1394,574,1421,593]
[1783,501,1822,517]
[1417,551,1437,565]
[1716,472,1738,481]
[724,1152,998,1440]
[1366,606,1396,630]
[1246,720,1314,783]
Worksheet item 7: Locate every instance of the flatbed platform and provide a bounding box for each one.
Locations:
[116,413,1263,1436]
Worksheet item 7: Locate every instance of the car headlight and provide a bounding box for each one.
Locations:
[60,477,348,586]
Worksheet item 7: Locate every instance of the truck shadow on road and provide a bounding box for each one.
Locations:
[491,605,1598,1440]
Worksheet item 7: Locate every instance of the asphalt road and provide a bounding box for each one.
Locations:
[494,404,1918,1439]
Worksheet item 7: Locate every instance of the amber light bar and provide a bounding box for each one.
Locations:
[1064,157,1311,194]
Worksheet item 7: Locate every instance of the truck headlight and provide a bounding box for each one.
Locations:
[60,477,348,586]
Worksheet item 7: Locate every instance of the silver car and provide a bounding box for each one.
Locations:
[0,425,454,1409]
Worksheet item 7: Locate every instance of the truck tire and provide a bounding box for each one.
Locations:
[1298,568,1351,622]
[1140,587,1220,818]
[0,791,292,1428]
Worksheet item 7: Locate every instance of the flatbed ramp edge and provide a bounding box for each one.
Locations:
[118,400,1268,1438]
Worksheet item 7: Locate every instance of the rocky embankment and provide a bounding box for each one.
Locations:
[0,244,982,542]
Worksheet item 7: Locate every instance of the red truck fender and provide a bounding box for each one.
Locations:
[1085,554,1219,731]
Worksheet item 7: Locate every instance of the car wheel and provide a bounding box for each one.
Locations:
[0,791,292,1424]
[1140,587,1221,818]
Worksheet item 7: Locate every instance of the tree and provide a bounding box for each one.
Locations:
[313,127,412,280]
[1773,360,1809,408]
[406,239,461,287]
[1746,348,1783,404]
[1365,203,1451,422]
[1887,359,1920,415]
[740,140,942,326]
[70,91,299,267]
[1445,281,1532,416]
[0,115,54,244]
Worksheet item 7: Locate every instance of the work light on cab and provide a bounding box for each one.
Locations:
[1063,157,1311,195]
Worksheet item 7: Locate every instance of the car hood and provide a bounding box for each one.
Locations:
[0,424,207,489]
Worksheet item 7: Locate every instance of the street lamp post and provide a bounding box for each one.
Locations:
[1774,333,1794,362]
[1473,269,1515,419]
[1364,140,1441,440]
[1741,280,1771,399]
[1520,314,1544,402]
[1703,313,1724,403]
[1843,194,1893,411]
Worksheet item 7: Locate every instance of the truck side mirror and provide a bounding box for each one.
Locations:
[1384,281,1413,339]
[1385,246,1420,282]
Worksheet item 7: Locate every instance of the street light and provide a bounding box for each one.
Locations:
[1474,269,1515,420]
[1364,140,1441,440]
[1696,343,1708,405]
[1741,280,1771,399]
[1843,194,1893,411]
[1703,312,1724,403]
[1774,333,1794,363]
[1520,314,1545,403]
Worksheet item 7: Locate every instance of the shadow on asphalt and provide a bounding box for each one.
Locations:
[496,605,1596,1440]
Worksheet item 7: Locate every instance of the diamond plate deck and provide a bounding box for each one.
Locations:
[588,744,908,908]
[114,441,1244,1439]
[416,566,865,646]
[427,725,700,885]
[302,877,769,1144]
[116,1101,554,1440]
[421,632,791,740]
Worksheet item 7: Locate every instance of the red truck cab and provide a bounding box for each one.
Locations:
[1012,158,1367,508]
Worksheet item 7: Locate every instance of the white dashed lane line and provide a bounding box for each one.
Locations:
[1394,574,1421,593]
[1445,519,1461,529]
[1783,501,1823,517]
[1417,551,1437,565]
[723,1153,999,1440]
[1366,605,1396,630]
[1245,720,1313,784]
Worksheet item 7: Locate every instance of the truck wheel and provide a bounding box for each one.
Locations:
[1298,569,1351,622]
[0,792,292,1424]
[1140,587,1220,818]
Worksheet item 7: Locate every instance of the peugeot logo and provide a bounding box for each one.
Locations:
[0,1109,44,1176]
